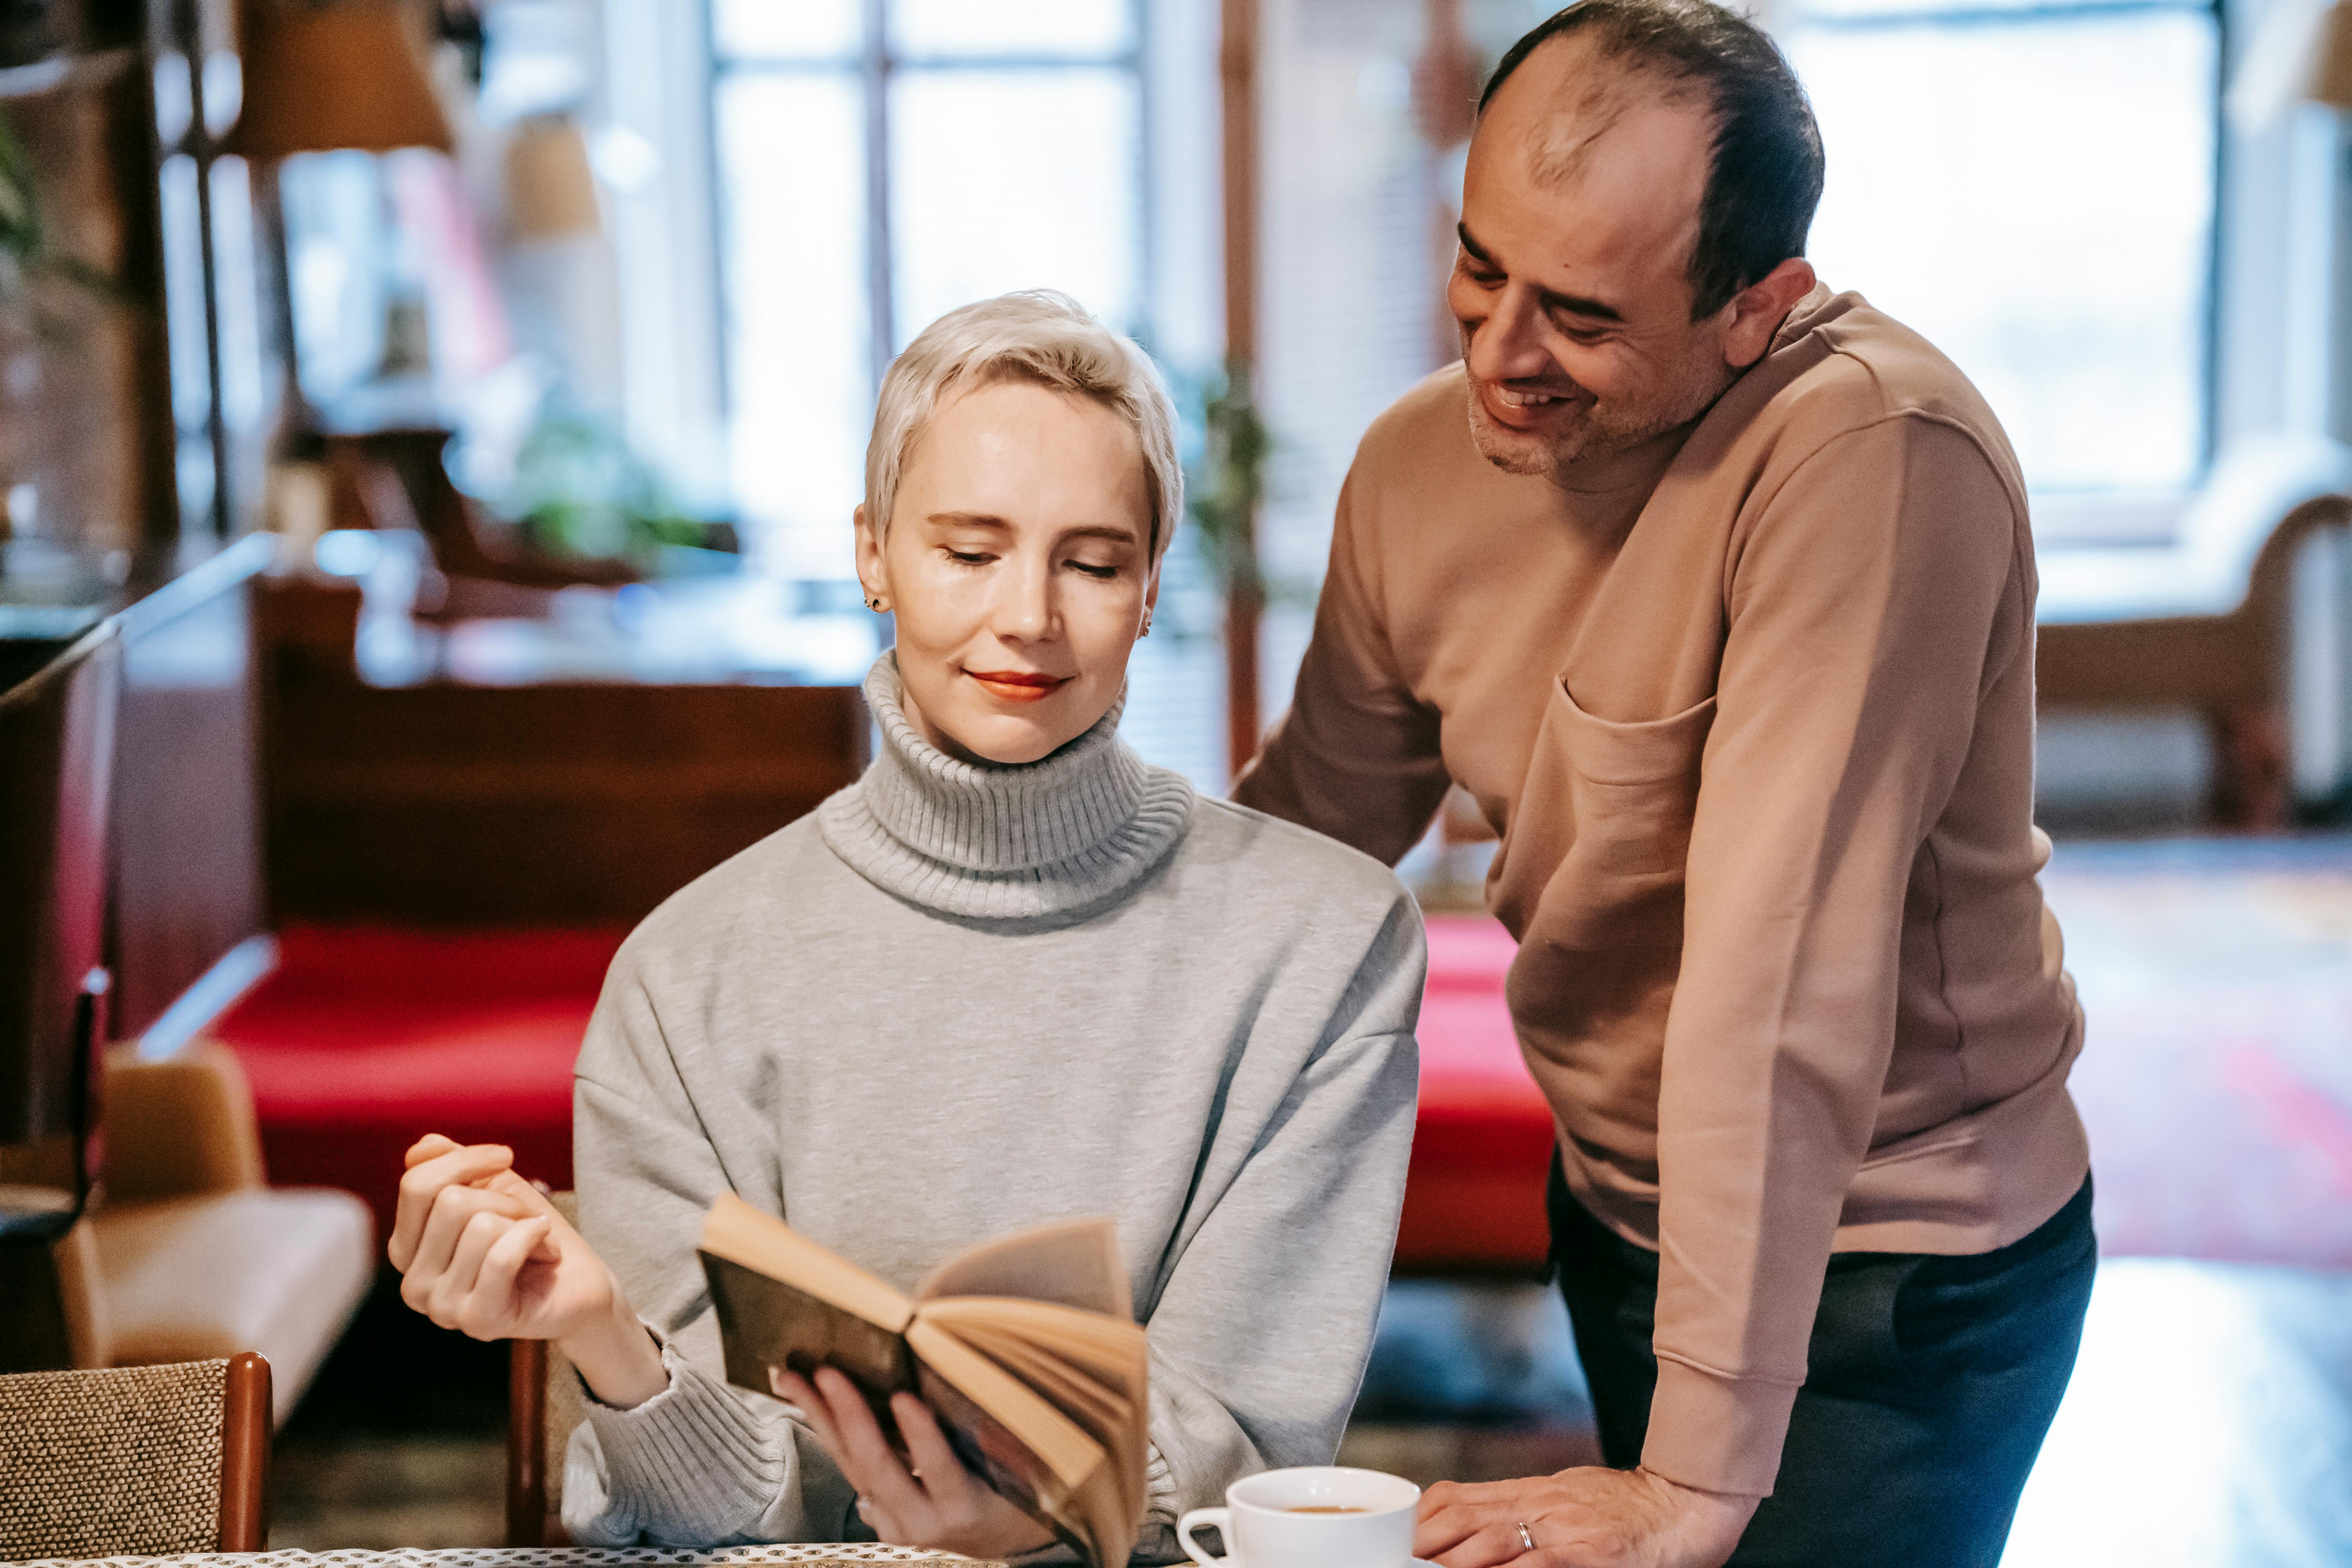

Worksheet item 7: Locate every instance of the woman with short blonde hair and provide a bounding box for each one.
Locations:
[864,289,1185,567]
[388,292,1424,1563]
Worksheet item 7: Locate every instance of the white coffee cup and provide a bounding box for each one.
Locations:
[1178,1465,1420,1568]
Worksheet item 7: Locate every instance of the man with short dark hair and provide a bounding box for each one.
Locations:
[1233,2,2096,1563]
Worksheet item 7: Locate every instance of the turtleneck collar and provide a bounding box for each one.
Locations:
[816,651,1196,922]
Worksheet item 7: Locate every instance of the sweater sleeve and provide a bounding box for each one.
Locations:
[1232,469,1452,865]
[1642,414,2024,1496]
[559,956,856,1547]
[1130,891,1425,1561]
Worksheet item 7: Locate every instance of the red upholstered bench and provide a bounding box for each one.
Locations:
[211,916,1554,1273]
[1397,916,1554,1274]
[211,924,625,1242]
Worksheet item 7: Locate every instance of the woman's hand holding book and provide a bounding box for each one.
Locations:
[775,1365,1057,1561]
[389,1134,670,1410]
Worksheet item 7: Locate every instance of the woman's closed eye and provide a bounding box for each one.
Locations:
[942,547,998,567]
[1066,557,1122,580]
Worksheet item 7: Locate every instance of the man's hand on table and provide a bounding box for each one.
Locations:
[1416,1466,1757,1568]
[390,1133,670,1410]
[775,1365,1058,1563]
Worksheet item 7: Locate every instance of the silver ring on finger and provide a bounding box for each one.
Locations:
[1517,1521,1537,1553]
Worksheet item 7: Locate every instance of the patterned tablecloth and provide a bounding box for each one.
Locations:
[4,1550,996,1568]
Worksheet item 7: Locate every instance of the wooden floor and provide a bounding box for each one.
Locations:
[1338,1263,2352,1568]
[2002,1260,2352,1567]
[272,1434,503,1551]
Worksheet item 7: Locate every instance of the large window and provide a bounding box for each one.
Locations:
[1780,0,2221,505]
[706,0,1151,577]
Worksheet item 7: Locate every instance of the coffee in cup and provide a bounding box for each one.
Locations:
[1178,1465,1419,1567]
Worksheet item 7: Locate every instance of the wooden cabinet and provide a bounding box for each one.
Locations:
[261,630,869,924]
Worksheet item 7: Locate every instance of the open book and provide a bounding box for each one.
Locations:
[698,1194,1149,1566]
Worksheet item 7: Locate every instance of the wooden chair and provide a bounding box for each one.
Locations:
[505,1191,584,1547]
[0,1352,272,1558]
[2036,431,2352,827]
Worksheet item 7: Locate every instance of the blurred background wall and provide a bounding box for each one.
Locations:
[123,0,2350,829]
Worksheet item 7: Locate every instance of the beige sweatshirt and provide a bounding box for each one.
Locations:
[1234,284,2091,1498]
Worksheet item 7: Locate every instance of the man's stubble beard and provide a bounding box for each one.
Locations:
[1461,328,1735,485]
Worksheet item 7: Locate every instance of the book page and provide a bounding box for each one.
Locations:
[1067,1457,1134,1568]
[915,1298,1146,1403]
[910,1354,1128,1568]
[913,1214,1131,1320]
[909,1359,1095,1564]
[921,1299,1147,1531]
[922,1298,1143,1378]
[942,1318,1146,1533]
[905,1317,1105,1488]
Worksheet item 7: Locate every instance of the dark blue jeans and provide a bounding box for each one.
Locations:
[1548,1163,2096,1568]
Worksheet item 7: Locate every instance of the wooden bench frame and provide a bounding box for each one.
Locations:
[2036,435,2352,828]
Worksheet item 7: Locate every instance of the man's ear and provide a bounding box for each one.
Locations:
[1719,256,1817,370]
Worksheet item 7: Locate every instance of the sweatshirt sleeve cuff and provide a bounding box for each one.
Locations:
[577,1328,787,1543]
[1638,1354,1799,1498]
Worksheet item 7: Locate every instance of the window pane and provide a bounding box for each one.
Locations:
[1789,0,2188,22]
[889,69,1142,345]
[1786,13,2216,492]
[158,154,212,432]
[888,0,1133,60]
[207,158,267,434]
[713,73,871,575]
[713,0,860,60]
[280,150,387,403]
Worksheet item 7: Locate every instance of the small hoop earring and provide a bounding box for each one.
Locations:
[1140,614,1153,638]
[866,596,885,613]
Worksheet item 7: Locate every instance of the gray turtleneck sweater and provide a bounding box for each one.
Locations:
[560,654,1424,1563]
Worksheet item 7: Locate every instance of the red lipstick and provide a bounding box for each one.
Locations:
[965,669,1071,703]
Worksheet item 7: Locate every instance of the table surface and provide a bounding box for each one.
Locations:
[4,1550,995,1568]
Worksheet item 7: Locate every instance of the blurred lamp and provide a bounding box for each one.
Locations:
[223,0,456,157]
[504,114,601,241]
[2230,0,2352,130]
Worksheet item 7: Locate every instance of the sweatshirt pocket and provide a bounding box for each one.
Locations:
[1515,681,1717,949]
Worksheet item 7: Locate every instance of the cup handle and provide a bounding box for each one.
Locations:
[1178,1505,1232,1565]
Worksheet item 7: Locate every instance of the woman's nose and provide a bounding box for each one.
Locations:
[991,564,1055,643]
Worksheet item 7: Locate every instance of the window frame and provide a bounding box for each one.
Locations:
[702,0,1158,410]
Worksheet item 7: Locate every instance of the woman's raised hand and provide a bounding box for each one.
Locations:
[388,1134,668,1408]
